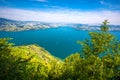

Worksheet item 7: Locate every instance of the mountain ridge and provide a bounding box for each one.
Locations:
[0,18,120,31]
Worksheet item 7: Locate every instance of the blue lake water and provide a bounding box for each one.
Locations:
[0,27,120,59]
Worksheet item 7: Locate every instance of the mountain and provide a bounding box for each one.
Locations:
[0,18,120,31]
[0,18,15,22]
[0,18,60,31]
[72,24,120,31]
[0,18,16,27]
[12,44,61,63]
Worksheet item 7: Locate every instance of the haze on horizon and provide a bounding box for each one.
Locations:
[0,0,120,25]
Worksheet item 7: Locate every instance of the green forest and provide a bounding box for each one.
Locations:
[0,20,120,80]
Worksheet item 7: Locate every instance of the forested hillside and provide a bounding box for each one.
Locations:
[0,20,120,80]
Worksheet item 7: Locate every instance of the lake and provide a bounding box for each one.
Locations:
[0,27,120,59]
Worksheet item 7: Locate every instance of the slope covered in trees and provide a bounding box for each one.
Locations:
[0,20,120,80]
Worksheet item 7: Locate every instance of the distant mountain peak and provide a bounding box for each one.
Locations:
[0,18,16,22]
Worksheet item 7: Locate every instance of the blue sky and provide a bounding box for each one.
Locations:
[0,0,120,24]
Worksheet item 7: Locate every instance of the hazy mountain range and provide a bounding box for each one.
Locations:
[0,18,120,31]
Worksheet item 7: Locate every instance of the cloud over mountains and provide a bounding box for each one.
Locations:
[0,8,120,25]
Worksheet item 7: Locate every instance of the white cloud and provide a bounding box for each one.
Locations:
[35,0,48,2]
[100,0,120,9]
[0,8,120,25]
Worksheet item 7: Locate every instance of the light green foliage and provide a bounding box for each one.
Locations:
[0,38,14,79]
[48,60,64,80]
[0,20,120,80]
[62,53,82,79]
[0,39,61,80]
[63,54,108,80]
[78,20,119,58]
[101,20,109,31]
[76,20,120,79]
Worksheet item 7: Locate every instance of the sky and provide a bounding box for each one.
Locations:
[0,0,120,25]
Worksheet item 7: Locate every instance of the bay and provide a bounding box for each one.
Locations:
[0,27,119,59]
